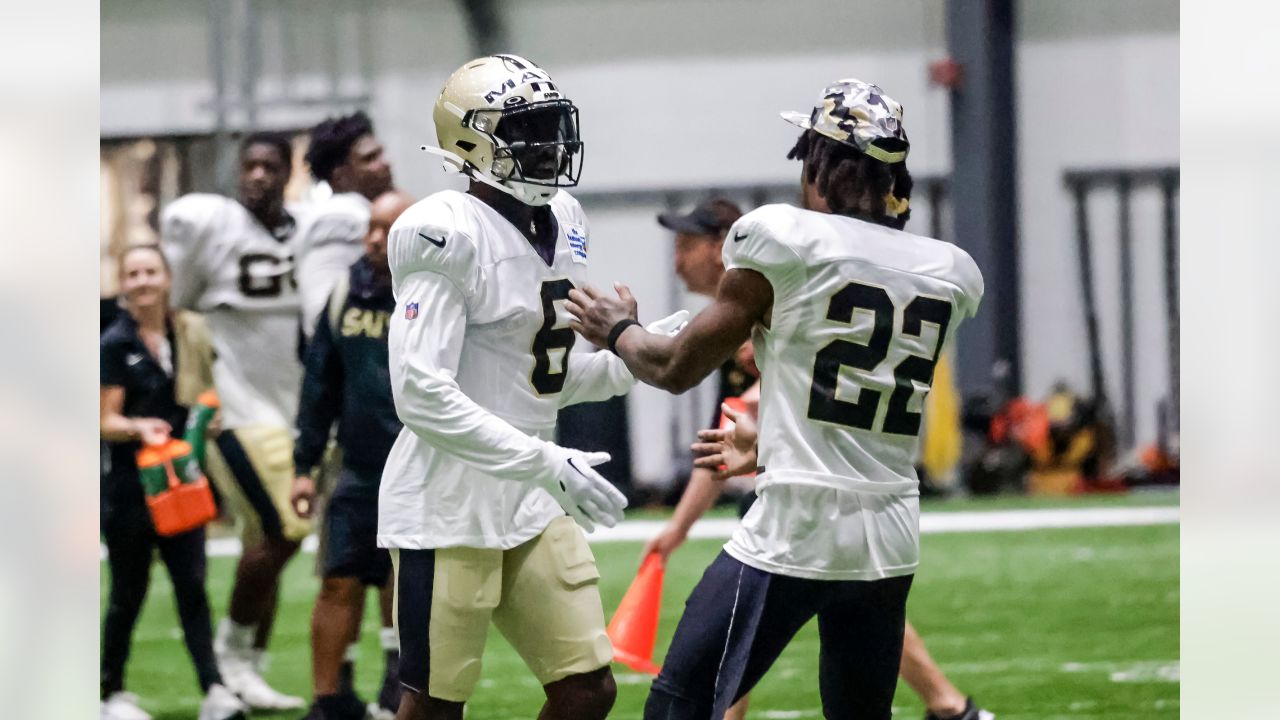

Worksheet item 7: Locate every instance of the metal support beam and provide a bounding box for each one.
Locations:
[207,0,234,194]
[458,0,507,56]
[1064,166,1178,450]
[1116,177,1136,447]
[241,0,261,134]
[928,180,945,241]
[946,0,1022,397]
[1072,181,1107,405]
[1160,177,1179,433]
[203,0,375,194]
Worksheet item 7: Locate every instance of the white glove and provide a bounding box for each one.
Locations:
[645,310,690,337]
[537,446,628,533]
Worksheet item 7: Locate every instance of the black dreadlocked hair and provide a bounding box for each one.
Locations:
[304,111,375,182]
[240,130,293,168]
[787,129,913,231]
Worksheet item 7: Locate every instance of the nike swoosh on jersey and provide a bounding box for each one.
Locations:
[126,353,145,366]
[733,231,749,242]
[418,231,446,248]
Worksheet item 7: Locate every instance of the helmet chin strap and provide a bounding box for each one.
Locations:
[419,145,557,207]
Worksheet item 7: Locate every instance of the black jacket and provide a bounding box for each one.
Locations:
[100,313,188,521]
[293,257,401,492]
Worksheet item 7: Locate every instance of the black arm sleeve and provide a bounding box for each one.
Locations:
[293,309,344,475]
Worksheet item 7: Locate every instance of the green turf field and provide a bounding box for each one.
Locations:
[102,500,1179,719]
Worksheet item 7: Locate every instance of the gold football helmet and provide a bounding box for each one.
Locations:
[427,54,583,206]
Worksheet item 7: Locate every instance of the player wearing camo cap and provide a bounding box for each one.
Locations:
[568,77,984,720]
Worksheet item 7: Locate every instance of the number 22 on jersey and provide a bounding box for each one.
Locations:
[807,281,953,437]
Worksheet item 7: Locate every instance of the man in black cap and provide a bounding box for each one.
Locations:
[658,198,745,298]
[646,196,759,509]
[651,198,758,509]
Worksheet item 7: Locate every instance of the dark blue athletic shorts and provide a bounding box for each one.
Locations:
[319,469,390,586]
[645,550,913,720]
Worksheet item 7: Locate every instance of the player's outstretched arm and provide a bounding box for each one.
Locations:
[641,466,725,564]
[290,298,344,517]
[293,297,344,480]
[645,382,758,561]
[567,271,771,394]
[558,310,690,408]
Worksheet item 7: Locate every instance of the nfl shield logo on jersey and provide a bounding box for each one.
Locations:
[405,302,419,320]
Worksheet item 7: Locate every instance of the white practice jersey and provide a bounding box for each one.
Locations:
[294,192,370,338]
[162,194,310,429]
[722,204,984,580]
[378,190,633,550]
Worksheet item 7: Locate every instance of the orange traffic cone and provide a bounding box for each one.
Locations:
[607,552,665,675]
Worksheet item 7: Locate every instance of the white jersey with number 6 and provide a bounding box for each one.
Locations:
[161,194,306,430]
[378,190,633,551]
[722,204,984,581]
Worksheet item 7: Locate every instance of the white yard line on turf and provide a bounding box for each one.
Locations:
[100,505,1179,560]
[590,505,1180,542]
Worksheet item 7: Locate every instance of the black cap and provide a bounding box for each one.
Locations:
[657,198,743,236]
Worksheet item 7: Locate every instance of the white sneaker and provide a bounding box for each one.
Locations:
[101,692,152,720]
[220,653,305,710]
[366,702,396,720]
[249,648,271,673]
[199,684,248,720]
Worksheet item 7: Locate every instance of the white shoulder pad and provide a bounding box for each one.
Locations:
[550,189,587,226]
[300,196,371,251]
[550,190,590,262]
[160,193,232,246]
[948,244,985,318]
[387,194,479,298]
[722,204,803,282]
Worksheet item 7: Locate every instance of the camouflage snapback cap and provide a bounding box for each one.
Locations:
[781,78,909,164]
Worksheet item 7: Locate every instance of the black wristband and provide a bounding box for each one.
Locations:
[606,318,642,356]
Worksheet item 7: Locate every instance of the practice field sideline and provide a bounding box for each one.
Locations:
[101,494,1179,719]
[100,498,1181,560]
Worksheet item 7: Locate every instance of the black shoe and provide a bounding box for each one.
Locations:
[376,652,402,714]
[924,697,995,720]
[337,661,355,696]
[376,674,402,714]
[302,692,368,720]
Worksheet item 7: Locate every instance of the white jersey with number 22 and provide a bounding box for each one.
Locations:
[722,204,984,581]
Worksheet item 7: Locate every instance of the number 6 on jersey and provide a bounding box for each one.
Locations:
[531,279,576,394]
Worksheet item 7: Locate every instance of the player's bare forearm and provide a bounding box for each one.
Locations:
[612,327,722,394]
[643,466,724,562]
[568,269,772,394]
[670,466,725,535]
